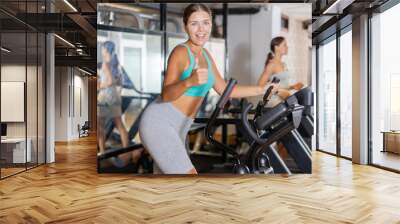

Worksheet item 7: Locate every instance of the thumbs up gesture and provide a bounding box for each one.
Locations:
[189,52,208,86]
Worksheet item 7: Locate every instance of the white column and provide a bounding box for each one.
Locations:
[352,14,369,164]
[250,5,281,84]
[45,0,56,163]
[46,33,55,163]
[312,45,317,151]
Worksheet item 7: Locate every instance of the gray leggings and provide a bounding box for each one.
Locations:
[139,97,194,174]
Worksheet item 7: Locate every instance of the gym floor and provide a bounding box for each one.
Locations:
[0,134,399,223]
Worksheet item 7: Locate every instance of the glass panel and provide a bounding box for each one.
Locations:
[26,0,40,169]
[318,37,337,154]
[167,35,187,57]
[371,4,400,171]
[166,4,185,35]
[97,29,162,171]
[1,30,27,177]
[340,29,352,158]
[97,3,160,31]
[123,47,142,92]
[27,31,38,169]
[38,33,45,165]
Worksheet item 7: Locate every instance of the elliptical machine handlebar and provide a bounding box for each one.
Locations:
[262,77,280,106]
[217,79,238,109]
[241,77,281,145]
[205,79,240,158]
[242,102,268,145]
[255,77,280,118]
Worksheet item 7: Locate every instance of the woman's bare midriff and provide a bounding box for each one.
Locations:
[171,95,204,118]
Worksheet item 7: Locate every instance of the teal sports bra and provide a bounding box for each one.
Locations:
[179,44,215,97]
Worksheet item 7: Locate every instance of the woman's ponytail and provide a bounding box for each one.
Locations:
[265,52,274,67]
[265,36,285,67]
[110,52,119,77]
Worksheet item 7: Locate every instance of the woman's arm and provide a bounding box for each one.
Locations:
[205,50,274,98]
[99,62,113,89]
[215,73,265,98]
[161,46,207,102]
[257,64,274,87]
[289,82,304,90]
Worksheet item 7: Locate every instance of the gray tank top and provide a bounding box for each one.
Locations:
[267,70,291,107]
[270,71,290,88]
[98,69,121,106]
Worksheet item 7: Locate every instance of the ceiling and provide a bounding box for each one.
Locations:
[0,0,97,73]
[0,0,394,72]
[278,4,312,20]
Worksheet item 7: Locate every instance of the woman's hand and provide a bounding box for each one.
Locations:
[259,82,280,99]
[276,88,291,99]
[290,82,304,90]
[188,56,208,86]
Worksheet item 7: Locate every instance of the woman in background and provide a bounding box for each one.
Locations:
[257,36,304,104]
[97,41,143,167]
[257,36,305,158]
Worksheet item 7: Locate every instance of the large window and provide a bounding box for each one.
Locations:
[340,28,352,158]
[317,37,337,154]
[370,3,400,171]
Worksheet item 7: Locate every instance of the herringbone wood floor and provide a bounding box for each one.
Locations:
[1,135,400,223]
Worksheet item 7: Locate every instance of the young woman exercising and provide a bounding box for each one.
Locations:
[257,36,304,103]
[139,3,278,174]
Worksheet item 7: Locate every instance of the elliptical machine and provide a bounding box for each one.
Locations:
[204,78,279,174]
[241,92,312,174]
[205,78,312,174]
[293,87,314,150]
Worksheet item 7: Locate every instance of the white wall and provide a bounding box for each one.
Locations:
[312,45,316,150]
[1,65,36,137]
[227,13,251,85]
[1,66,26,136]
[228,5,281,86]
[73,74,89,137]
[55,67,68,141]
[1,63,46,164]
[54,67,89,141]
[252,5,281,84]
[1,65,26,141]
[280,15,312,86]
[227,4,311,105]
